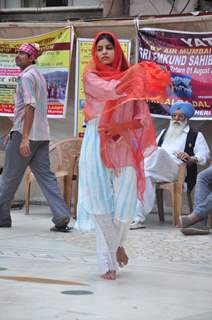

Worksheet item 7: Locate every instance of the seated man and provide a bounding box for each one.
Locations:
[180,165,212,235]
[131,101,210,230]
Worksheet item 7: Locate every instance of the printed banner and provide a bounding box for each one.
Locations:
[74,38,131,137]
[0,26,74,118]
[138,28,212,120]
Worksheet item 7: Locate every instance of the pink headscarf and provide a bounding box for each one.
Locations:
[18,43,40,59]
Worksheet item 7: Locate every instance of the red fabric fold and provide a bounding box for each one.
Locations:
[83,31,171,200]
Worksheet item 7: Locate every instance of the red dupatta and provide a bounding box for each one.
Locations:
[84,31,171,200]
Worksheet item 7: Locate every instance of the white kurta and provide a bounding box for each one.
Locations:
[135,125,210,222]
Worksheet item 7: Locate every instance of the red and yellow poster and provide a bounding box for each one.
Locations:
[0,26,74,118]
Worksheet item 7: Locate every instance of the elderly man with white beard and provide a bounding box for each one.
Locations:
[130,101,210,230]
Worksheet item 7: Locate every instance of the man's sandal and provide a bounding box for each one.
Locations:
[50,225,72,233]
[50,217,72,232]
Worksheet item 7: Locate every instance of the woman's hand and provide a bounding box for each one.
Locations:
[98,124,122,141]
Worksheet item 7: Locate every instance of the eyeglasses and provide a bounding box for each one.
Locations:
[171,113,186,121]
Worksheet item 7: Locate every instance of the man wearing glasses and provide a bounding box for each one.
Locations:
[130,101,210,230]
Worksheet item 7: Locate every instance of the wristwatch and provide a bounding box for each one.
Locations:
[190,156,198,164]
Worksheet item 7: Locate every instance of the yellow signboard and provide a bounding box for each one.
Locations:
[74,38,131,136]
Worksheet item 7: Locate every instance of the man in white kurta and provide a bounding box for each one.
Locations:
[130,101,210,229]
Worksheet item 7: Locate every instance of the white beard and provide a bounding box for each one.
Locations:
[164,120,187,145]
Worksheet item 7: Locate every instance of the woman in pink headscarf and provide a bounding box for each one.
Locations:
[75,32,170,280]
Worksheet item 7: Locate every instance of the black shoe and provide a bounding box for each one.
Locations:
[11,201,24,210]
[0,223,12,228]
[50,225,72,233]
[54,217,70,227]
[181,221,210,236]
[50,217,71,232]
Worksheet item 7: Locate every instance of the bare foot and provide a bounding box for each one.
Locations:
[100,270,116,280]
[116,246,128,268]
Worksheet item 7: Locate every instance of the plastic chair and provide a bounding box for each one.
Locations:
[24,138,82,217]
[156,163,186,226]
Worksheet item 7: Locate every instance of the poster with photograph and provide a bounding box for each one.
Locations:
[138,28,212,120]
[0,26,74,118]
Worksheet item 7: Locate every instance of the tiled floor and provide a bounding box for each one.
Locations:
[0,206,211,320]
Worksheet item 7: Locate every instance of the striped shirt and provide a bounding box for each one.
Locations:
[12,64,50,141]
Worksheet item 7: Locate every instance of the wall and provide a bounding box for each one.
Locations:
[130,0,198,16]
[0,0,205,21]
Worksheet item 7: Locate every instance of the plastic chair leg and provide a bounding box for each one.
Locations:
[156,189,165,222]
[172,184,182,226]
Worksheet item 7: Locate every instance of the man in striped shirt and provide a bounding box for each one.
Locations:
[0,43,71,231]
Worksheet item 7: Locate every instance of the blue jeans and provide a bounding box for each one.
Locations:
[194,165,212,221]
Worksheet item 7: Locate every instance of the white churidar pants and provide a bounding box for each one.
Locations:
[94,214,130,273]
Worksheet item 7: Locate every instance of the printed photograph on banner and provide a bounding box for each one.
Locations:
[137,28,212,120]
[0,26,74,118]
[171,73,192,99]
[74,38,131,137]
[43,68,68,116]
